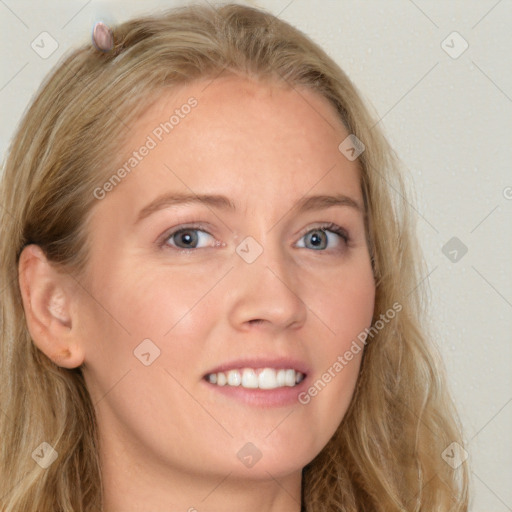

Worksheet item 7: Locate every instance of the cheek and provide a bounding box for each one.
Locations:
[315,257,376,345]
[79,267,214,429]
[303,257,374,421]
[92,262,214,338]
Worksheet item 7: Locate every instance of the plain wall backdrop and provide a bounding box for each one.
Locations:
[1,1,511,510]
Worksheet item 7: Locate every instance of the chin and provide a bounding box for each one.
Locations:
[222,440,319,480]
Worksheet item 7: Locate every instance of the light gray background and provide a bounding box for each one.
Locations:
[1,1,511,510]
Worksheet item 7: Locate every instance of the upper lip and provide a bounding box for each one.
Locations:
[204,356,310,377]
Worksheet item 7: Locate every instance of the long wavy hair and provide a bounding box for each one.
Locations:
[0,3,469,510]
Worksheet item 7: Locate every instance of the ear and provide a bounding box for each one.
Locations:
[18,244,85,369]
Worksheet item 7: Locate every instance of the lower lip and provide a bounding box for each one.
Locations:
[202,376,309,407]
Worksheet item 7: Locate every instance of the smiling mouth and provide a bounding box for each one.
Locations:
[205,367,306,390]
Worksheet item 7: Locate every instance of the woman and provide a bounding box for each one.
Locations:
[0,3,469,511]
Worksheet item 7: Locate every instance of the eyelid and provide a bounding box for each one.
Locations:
[297,222,349,242]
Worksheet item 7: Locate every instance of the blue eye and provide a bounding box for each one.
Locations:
[164,225,215,250]
[162,222,349,252]
[296,223,349,251]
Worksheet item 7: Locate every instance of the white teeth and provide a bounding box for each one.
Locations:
[227,370,241,386]
[258,368,277,389]
[285,369,296,387]
[217,372,227,386]
[241,369,259,388]
[206,367,305,389]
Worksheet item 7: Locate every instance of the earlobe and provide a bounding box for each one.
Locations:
[18,244,85,369]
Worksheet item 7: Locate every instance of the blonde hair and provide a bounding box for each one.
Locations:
[0,3,469,510]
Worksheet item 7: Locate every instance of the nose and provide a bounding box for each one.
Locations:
[227,238,307,332]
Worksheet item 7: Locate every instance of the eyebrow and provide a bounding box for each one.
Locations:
[135,192,363,224]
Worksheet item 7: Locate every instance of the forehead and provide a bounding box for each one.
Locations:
[93,75,363,222]
[140,74,350,147]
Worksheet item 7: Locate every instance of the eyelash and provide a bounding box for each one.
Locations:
[159,221,350,254]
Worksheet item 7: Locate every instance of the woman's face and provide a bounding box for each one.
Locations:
[78,75,375,488]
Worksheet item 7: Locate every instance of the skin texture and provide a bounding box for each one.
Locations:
[19,75,375,512]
